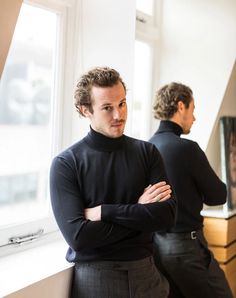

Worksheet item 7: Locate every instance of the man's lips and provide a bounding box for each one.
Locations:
[111,121,125,127]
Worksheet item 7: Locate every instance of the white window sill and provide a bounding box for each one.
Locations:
[0,234,73,297]
[201,206,236,219]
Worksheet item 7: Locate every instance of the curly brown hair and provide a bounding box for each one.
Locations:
[153,82,193,120]
[74,67,126,116]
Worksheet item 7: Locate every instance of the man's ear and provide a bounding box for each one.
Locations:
[177,101,185,112]
[80,105,91,118]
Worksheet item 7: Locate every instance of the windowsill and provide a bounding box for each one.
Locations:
[201,206,236,219]
[0,234,73,297]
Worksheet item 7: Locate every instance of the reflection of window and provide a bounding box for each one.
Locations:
[132,40,152,139]
[132,1,159,140]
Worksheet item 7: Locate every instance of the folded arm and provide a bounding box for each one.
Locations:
[191,142,227,205]
[86,149,176,232]
[85,181,172,221]
[50,156,136,251]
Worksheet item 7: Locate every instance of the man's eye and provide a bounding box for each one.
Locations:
[104,106,112,111]
[120,102,126,107]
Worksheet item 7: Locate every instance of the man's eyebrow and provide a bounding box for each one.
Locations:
[101,103,112,108]
[101,98,126,107]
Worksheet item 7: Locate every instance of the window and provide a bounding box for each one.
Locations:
[132,0,160,140]
[136,0,154,16]
[132,40,153,139]
[136,0,156,29]
[0,0,76,252]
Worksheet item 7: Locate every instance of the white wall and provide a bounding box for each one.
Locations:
[155,0,236,151]
[71,0,136,142]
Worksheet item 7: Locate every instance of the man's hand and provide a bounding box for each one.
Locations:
[84,205,101,221]
[85,182,172,219]
[138,181,172,204]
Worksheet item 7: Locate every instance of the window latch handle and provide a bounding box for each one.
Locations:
[136,16,147,24]
[8,229,44,245]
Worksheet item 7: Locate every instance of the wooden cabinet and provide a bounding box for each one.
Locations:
[203,210,236,297]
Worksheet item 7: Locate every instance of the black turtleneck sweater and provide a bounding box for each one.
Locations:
[50,128,176,262]
[149,120,227,233]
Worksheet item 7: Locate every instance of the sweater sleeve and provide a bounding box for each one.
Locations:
[50,156,136,251]
[190,142,227,205]
[101,147,177,231]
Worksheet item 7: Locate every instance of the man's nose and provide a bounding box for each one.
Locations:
[113,108,121,119]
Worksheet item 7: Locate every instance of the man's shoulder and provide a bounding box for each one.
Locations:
[168,137,201,155]
[124,135,160,159]
[150,132,202,156]
[125,135,156,149]
[180,137,200,149]
[53,138,87,163]
[158,132,199,148]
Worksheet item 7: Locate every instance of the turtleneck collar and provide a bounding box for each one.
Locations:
[84,126,125,152]
[157,120,183,136]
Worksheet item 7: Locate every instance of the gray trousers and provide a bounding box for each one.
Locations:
[153,230,233,298]
[70,256,169,298]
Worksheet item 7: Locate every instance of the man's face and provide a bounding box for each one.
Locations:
[82,81,127,138]
[179,98,196,134]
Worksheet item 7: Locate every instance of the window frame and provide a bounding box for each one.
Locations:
[132,0,161,140]
[0,0,78,255]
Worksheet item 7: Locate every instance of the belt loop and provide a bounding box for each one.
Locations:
[191,231,197,239]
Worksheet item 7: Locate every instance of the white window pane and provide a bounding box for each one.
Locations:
[0,3,57,226]
[132,40,152,140]
[136,0,154,16]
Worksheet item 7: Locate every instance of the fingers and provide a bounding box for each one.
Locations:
[145,181,167,194]
[144,184,152,192]
[84,206,101,221]
[138,181,172,204]
[146,182,172,202]
[148,189,172,203]
[158,193,171,202]
[148,184,171,197]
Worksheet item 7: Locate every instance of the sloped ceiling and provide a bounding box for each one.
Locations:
[0,0,22,79]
